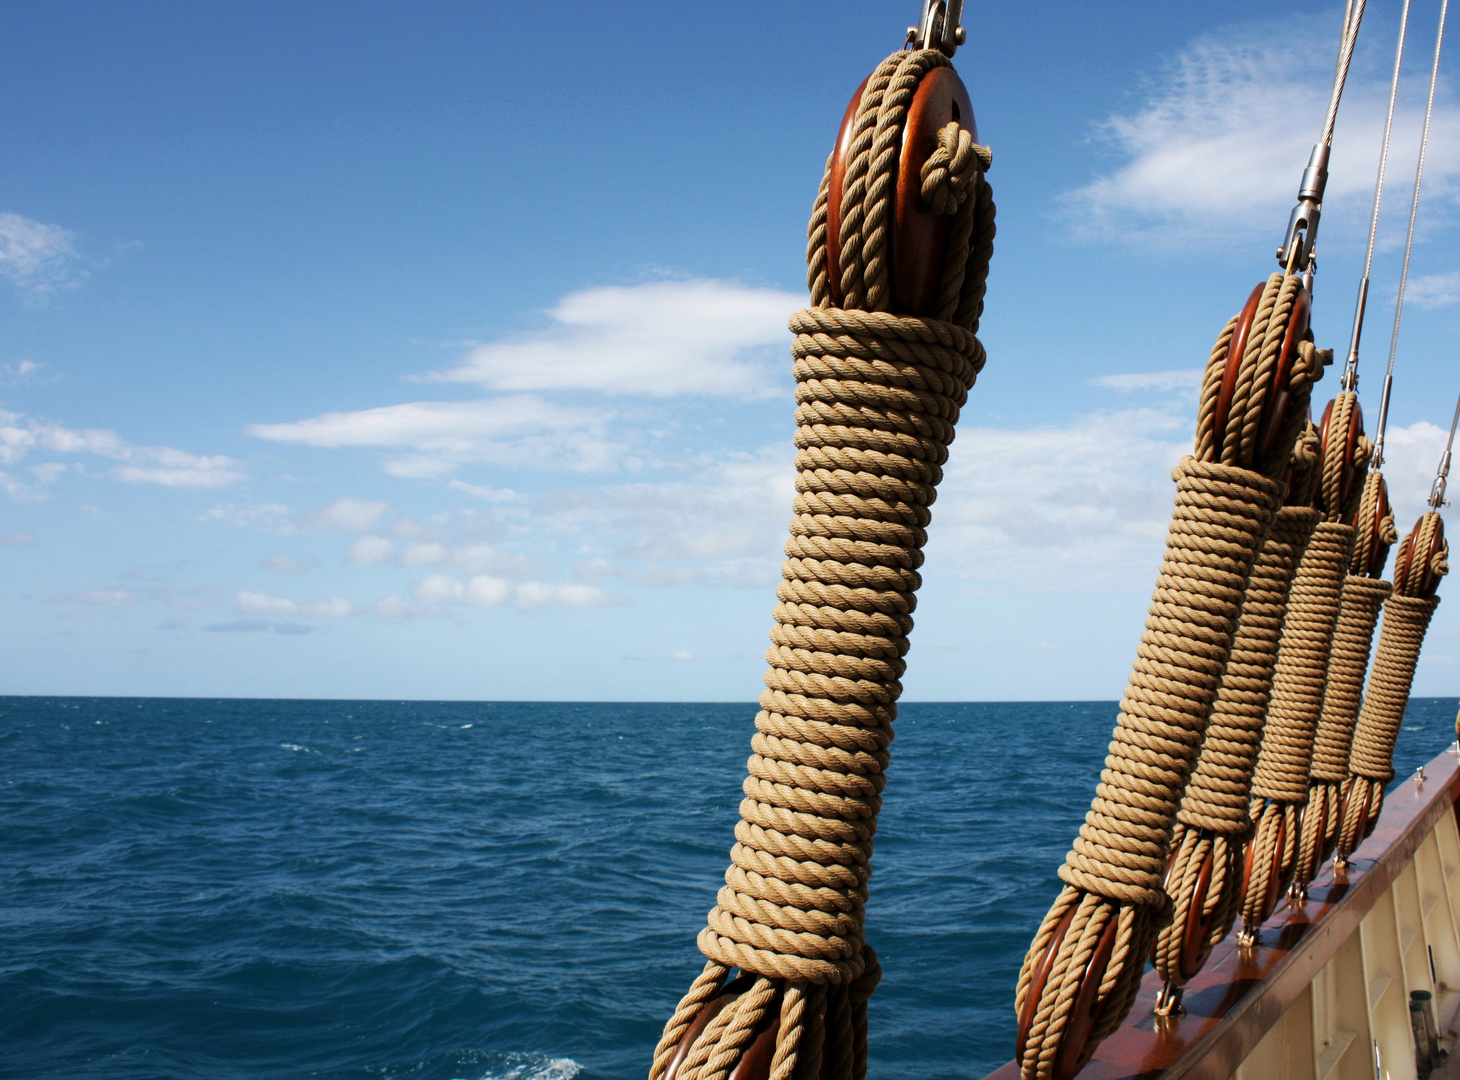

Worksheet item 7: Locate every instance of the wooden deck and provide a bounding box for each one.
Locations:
[983,742,1460,1080]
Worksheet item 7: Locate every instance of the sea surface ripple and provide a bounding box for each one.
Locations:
[3,696,1456,1079]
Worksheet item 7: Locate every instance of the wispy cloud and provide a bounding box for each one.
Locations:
[1406,271,1460,309]
[430,280,801,397]
[204,618,314,635]
[411,572,625,611]
[298,497,391,533]
[249,396,618,477]
[0,212,85,300]
[246,280,805,480]
[1064,11,1460,247]
[237,590,353,618]
[348,535,543,577]
[0,410,244,497]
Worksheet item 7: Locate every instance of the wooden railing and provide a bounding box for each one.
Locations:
[984,742,1460,1080]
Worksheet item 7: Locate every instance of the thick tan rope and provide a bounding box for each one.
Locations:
[1237,517,1352,924]
[651,48,993,1080]
[1016,271,1323,1079]
[1152,465,1319,984]
[1294,573,1390,876]
[1233,388,1365,921]
[1335,512,1449,857]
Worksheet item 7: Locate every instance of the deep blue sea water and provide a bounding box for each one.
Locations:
[3,696,1457,1080]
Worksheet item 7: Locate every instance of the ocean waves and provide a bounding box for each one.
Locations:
[2,696,1455,1079]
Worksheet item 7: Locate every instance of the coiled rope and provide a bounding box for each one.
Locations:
[1152,427,1321,991]
[1236,393,1364,929]
[650,47,994,1080]
[1015,272,1325,1080]
[1292,470,1396,884]
[1336,513,1449,857]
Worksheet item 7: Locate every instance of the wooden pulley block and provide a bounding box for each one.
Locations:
[661,975,781,1080]
[1395,514,1447,597]
[1316,395,1366,518]
[825,65,976,316]
[1015,902,1119,1080]
[1237,801,1288,930]
[1338,783,1374,854]
[1356,475,1393,578]
[1209,281,1312,469]
[1160,841,1219,984]
[1295,798,1330,887]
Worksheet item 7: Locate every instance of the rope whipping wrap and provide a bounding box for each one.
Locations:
[1336,512,1450,857]
[1153,431,1321,986]
[649,48,994,1080]
[1236,390,1365,920]
[1015,272,1321,1080]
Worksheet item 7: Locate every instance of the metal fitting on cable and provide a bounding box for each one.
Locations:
[906,0,965,56]
[1429,392,1459,510]
[1277,143,1330,282]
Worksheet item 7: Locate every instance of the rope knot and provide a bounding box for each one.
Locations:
[1354,435,1373,471]
[919,122,989,216]
[1290,423,1321,473]
[1289,341,1332,394]
[1380,511,1399,546]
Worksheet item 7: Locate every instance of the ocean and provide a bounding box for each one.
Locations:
[3,696,1457,1080]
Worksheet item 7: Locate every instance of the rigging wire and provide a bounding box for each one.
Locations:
[1325,0,1369,146]
[1342,0,1413,391]
[1374,0,1450,468]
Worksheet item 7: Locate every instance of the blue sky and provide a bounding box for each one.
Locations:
[3,0,1460,700]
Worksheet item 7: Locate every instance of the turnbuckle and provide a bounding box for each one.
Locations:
[907,0,966,56]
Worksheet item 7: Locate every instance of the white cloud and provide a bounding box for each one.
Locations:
[373,594,440,620]
[452,544,541,578]
[447,480,519,501]
[237,590,353,618]
[299,497,391,532]
[204,618,314,635]
[400,541,450,566]
[69,589,136,607]
[202,503,292,530]
[410,572,623,611]
[347,535,395,564]
[1093,369,1202,393]
[929,404,1192,589]
[1406,271,1460,309]
[250,396,618,476]
[530,448,797,589]
[431,280,801,397]
[1,360,54,385]
[259,555,304,572]
[0,212,84,299]
[1374,420,1449,522]
[0,410,243,495]
[1064,13,1460,246]
[2,530,35,545]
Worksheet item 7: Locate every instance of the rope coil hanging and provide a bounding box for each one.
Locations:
[1335,512,1448,857]
[1291,468,1395,886]
[1234,392,1363,934]
[1014,271,1327,1080]
[1151,425,1321,998]
[650,44,994,1080]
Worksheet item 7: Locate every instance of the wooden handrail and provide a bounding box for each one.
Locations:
[983,742,1460,1080]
